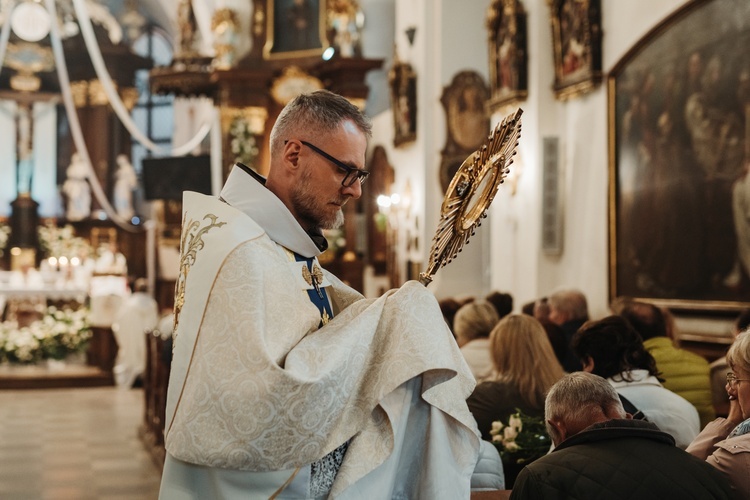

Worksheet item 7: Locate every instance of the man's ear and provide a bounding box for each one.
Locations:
[582,357,595,373]
[548,419,567,445]
[282,140,301,169]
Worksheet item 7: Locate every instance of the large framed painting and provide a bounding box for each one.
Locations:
[264,0,328,59]
[608,0,750,311]
[487,0,528,112]
[548,0,602,100]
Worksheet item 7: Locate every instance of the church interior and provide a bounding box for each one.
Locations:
[0,0,748,497]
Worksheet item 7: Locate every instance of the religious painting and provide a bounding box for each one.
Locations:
[264,0,328,59]
[439,71,490,193]
[548,0,602,100]
[389,57,417,148]
[487,0,528,112]
[609,0,750,311]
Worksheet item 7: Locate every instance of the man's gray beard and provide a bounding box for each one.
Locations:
[291,175,345,230]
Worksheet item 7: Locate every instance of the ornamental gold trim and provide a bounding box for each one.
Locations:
[172,213,227,337]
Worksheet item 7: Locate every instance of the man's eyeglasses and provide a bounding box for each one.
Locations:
[287,140,369,187]
[726,372,750,388]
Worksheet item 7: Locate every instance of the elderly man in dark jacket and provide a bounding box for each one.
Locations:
[510,372,734,500]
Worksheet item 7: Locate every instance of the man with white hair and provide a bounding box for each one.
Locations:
[510,372,733,499]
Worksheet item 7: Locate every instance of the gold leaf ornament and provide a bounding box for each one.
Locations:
[173,213,227,337]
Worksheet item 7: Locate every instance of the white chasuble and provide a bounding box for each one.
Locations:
[160,176,480,499]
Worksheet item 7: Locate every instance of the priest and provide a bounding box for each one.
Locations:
[159,90,493,498]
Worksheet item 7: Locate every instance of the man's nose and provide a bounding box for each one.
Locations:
[341,180,362,199]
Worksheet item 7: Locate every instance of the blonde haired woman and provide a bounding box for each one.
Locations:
[454,300,500,382]
[467,314,564,441]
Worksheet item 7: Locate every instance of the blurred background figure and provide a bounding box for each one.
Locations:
[547,289,590,372]
[572,315,700,448]
[454,300,499,382]
[485,290,513,320]
[616,298,714,427]
[112,278,159,388]
[438,296,474,336]
[467,314,564,441]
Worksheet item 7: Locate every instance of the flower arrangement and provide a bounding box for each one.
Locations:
[38,223,92,260]
[0,306,92,364]
[490,409,551,467]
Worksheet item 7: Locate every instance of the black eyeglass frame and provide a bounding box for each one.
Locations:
[286,139,369,187]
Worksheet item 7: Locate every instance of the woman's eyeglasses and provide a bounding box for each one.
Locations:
[726,372,750,388]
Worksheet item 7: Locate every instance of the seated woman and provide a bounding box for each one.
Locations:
[572,315,700,448]
[467,314,564,441]
[687,330,750,496]
[454,300,499,382]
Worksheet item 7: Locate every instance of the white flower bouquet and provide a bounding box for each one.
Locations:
[0,306,92,364]
[490,409,551,466]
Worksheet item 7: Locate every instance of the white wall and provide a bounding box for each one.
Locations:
[367,0,695,317]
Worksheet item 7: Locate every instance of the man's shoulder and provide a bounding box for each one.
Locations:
[515,435,733,500]
[645,337,709,367]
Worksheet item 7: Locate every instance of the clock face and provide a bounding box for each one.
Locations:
[11,2,52,43]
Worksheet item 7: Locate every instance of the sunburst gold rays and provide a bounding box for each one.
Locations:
[420,108,523,286]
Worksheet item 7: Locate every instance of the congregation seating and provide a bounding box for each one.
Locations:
[140,329,170,469]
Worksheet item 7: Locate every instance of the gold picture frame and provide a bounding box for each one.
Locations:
[608,0,750,311]
[547,0,602,100]
[487,0,528,112]
[264,0,329,60]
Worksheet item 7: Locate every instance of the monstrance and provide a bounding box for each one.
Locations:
[419,108,523,286]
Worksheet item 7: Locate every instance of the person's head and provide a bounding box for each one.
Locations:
[490,314,564,408]
[547,289,588,326]
[735,308,750,336]
[545,372,628,446]
[572,315,660,381]
[609,295,632,315]
[521,300,535,316]
[438,297,463,334]
[533,297,550,323]
[615,300,667,341]
[726,330,750,421]
[454,300,499,347]
[485,291,513,319]
[266,90,372,231]
[133,278,148,293]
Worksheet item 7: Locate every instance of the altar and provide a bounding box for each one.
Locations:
[0,243,129,389]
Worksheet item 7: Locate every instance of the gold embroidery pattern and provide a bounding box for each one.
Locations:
[173,213,227,338]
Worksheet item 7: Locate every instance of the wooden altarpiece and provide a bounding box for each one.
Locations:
[150,0,383,294]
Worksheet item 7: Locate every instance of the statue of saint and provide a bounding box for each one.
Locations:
[62,153,91,221]
[113,154,137,220]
